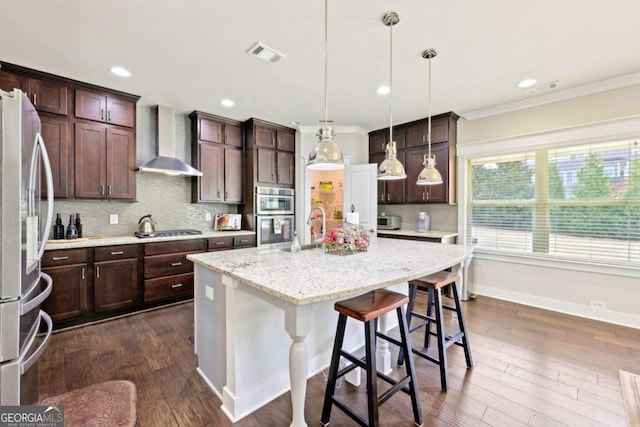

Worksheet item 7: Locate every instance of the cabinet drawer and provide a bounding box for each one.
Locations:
[144,273,194,303]
[42,248,88,267]
[144,252,196,279]
[144,239,206,256]
[234,234,256,248]
[94,245,138,261]
[207,236,233,251]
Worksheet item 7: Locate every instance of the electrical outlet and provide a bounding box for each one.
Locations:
[589,300,607,310]
[205,212,212,222]
[109,214,119,225]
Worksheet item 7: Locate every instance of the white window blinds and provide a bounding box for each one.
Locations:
[467,139,640,266]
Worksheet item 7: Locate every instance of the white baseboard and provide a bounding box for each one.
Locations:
[475,284,640,330]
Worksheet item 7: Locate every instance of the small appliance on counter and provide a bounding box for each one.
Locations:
[138,214,156,233]
[214,214,242,231]
[418,212,430,232]
[377,215,401,230]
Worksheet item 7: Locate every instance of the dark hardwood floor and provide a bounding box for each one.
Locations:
[39,294,639,426]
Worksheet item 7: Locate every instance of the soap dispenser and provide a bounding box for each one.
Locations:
[291,231,301,253]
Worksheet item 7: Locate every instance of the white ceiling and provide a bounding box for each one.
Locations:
[2,0,640,130]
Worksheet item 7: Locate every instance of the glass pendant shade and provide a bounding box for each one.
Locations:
[378,141,406,180]
[416,154,442,185]
[307,123,344,170]
[306,0,344,170]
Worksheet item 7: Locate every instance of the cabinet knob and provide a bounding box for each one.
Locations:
[215,241,225,245]
[81,267,85,280]
[33,94,37,106]
[100,108,105,120]
[96,266,100,278]
[277,139,281,148]
[110,251,124,255]
[108,110,111,122]
[52,256,69,261]
[171,284,183,288]
[387,193,390,201]
[100,185,105,196]
[107,185,112,196]
[171,262,183,267]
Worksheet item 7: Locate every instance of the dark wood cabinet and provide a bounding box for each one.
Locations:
[190,112,244,203]
[94,245,139,313]
[244,119,296,195]
[0,69,68,116]
[405,144,449,203]
[75,89,135,128]
[41,248,89,323]
[40,115,72,198]
[233,234,256,248]
[75,122,136,200]
[1,62,140,201]
[371,152,406,204]
[143,239,206,304]
[369,112,458,204]
[255,147,294,185]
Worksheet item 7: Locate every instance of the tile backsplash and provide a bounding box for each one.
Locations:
[52,106,237,238]
[378,204,458,232]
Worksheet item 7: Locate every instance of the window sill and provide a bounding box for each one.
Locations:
[473,249,640,279]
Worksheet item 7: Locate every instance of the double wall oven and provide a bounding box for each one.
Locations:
[255,187,294,246]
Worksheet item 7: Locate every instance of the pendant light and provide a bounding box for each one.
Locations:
[377,11,406,180]
[306,0,344,170]
[416,48,443,185]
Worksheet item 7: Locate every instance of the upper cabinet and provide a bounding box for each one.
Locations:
[189,111,244,203]
[369,112,458,205]
[75,89,135,128]
[244,118,296,188]
[0,69,69,116]
[1,62,140,201]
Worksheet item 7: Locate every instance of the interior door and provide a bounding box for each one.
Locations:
[344,163,378,231]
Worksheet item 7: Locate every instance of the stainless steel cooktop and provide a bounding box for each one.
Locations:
[134,229,203,238]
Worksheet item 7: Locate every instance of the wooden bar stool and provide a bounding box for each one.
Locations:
[321,289,422,427]
[397,271,473,392]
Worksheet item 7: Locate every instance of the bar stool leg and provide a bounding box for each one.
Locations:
[364,320,379,426]
[321,314,348,425]
[396,306,423,427]
[424,288,434,350]
[451,282,473,369]
[433,288,448,392]
[397,284,418,367]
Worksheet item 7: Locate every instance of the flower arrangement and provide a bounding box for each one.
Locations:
[323,222,370,255]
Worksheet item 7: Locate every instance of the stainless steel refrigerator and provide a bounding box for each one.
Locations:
[0,88,54,405]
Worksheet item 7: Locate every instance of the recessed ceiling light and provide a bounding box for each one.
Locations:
[377,86,390,95]
[518,79,537,88]
[221,99,235,107]
[110,66,131,77]
[289,121,300,126]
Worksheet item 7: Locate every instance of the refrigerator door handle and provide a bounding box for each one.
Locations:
[34,132,54,261]
[19,310,53,375]
[20,272,52,316]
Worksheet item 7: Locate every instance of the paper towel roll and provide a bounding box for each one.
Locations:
[345,212,359,225]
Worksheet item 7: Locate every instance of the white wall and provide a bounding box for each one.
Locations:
[457,83,640,329]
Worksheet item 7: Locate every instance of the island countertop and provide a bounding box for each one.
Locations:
[187,238,472,305]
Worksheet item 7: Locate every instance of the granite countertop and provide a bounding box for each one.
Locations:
[44,230,255,250]
[188,239,472,305]
[377,229,458,239]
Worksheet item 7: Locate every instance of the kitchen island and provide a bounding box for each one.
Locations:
[188,239,472,426]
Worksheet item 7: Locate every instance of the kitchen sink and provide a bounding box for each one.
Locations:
[281,243,322,252]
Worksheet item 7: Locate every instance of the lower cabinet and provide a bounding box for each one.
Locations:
[94,245,139,313]
[143,239,206,304]
[42,234,255,329]
[42,248,89,323]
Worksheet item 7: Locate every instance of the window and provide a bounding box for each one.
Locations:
[467,139,640,266]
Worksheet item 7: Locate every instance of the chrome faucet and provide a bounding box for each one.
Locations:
[307,206,326,246]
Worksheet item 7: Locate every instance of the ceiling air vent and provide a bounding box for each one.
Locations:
[525,80,560,95]
[247,42,286,64]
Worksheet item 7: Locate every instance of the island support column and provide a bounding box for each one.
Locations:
[284,304,313,427]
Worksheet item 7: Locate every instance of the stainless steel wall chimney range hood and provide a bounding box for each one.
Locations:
[137,105,203,177]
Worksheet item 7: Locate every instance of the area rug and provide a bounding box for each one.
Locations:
[620,370,640,427]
